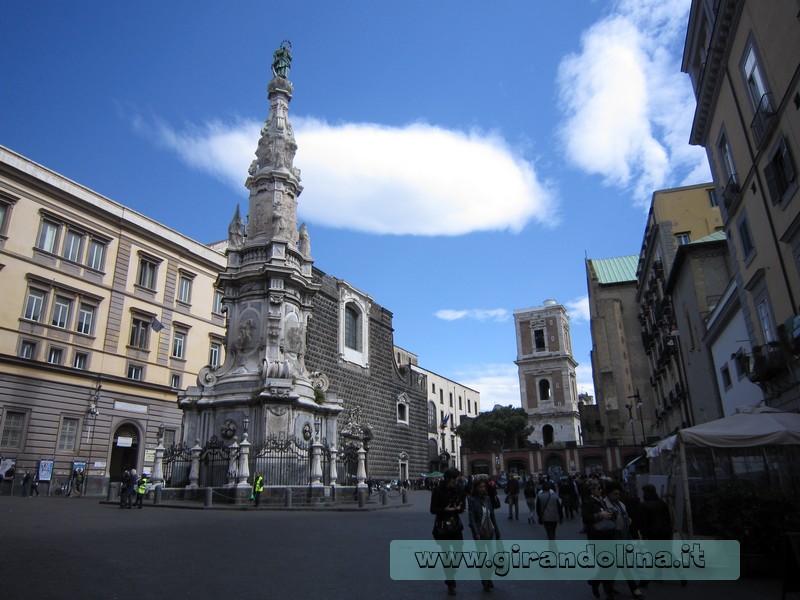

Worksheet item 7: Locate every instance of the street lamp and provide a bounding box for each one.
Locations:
[627,389,646,445]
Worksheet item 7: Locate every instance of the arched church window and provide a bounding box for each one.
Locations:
[539,379,551,401]
[344,304,361,351]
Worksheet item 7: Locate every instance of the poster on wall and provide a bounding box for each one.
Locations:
[38,459,54,481]
[0,457,16,480]
[72,460,87,474]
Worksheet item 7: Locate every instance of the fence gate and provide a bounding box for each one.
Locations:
[249,434,311,486]
[162,443,192,487]
[199,436,233,488]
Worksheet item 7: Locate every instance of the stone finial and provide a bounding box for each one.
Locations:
[228,204,245,247]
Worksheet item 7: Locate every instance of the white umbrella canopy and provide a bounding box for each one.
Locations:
[678,406,800,447]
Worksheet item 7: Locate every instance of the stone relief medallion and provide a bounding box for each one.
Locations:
[302,422,312,441]
[310,372,330,392]
[266,406,288,416]
[197,367,218,387]
[220,419,237,440]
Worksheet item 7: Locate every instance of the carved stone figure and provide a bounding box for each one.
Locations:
[298,223,310,257]
[228,204,245,247]
[271,41,292,79]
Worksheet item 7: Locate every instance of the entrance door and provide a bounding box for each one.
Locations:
[109,424,139,481]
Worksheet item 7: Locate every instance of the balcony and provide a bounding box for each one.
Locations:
[722,175,741,210]
[750,93,777,149]
[749,342,786,384]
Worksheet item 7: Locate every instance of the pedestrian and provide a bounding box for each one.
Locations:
[583,479,617,599]
[536,481,564,540]
[559,477,577,519]
[30,473,40,498]
[126,469,137,508]
[468,477,501,592]
[524,478,537,524]
[119,469,132,509]
[134,472,147,509]
[505,475,520,520]
[638,484,672,540]
[21,471,31,497]
[604,481,644,599]
[430,467,466,596]
[252,472,264,507]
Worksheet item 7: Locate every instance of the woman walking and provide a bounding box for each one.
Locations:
[430,467,466,596]
[468,477,501,592]
[582,479,618,599]
[536,480,564,540]
[524,478,537,524]
[604,481,644,599]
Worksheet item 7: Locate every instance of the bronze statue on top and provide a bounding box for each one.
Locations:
[272,40,292,79]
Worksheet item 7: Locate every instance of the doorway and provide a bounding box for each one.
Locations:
[109,423,140,481]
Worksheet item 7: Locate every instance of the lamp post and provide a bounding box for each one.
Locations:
[627,390,646,446]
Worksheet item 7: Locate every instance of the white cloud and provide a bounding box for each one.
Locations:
[135,115,556,236]
[557,0,711,207]
[434,308,509,322]
[575,364,596,399]
[453,364,521,410]
[565,296,590,323]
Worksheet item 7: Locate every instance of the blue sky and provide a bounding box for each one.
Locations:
[1,0,709,409]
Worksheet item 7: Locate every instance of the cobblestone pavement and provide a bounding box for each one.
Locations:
[0,491,782,600]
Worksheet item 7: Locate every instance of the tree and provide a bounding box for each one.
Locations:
[455,405,533,451]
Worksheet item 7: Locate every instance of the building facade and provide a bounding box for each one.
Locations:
[636,183,723,436]
[398,351,481,475]
[585,255,654,446]
[514,301,580,446]
[683,0,800,411]
[0,145,227,494]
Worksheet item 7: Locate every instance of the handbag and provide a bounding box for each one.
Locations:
[479,514,495,540]
[538,493,551,524]
[592,517,617,532]
[435,514,461,536]
[492,495,501,510]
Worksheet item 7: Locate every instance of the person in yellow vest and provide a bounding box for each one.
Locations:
[253,472,264,507]
[134,474,148,509]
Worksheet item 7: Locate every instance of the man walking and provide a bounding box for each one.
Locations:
[134,473,147,509]
[252,472,264,507]
[506,475,520,520]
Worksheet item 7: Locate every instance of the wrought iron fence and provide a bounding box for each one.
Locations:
[249,434,311,486]
[162,443,193,487]
[199,437,234,488]
[337,443,360,486]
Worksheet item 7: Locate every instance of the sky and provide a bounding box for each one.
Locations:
[0,0,710,410]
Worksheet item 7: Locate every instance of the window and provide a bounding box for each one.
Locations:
[1,410,26,448]
[177,274,193,304]
[0,201,9,234]
[76,304,95,335]
[431,383,436,394]
[539,379,551,401]
[57,417,79,452]
[213,290,224,315]
[458,396,462,410]
[47,347,64,365]
[720,362,732,388]
[757,300,776,344]
[764,135,796,205]
[37,220,59,253]
[170,374,181,389]
[439,389,443,404]
[23,289,46,321]
[209,342,221,368]
[51,296,72,329]
[172,331,186,359]
[675,232,691,246]
[718,132,739,189]
[344,305,361,350]
[62,229,84,262]
[742,43,770,112]
[73,352,88,370]
[397,403,408,424]
[428,401,437,430]
[534,329,546,351]
[737,214,755,260]
[136,255,159,290]
[129,317,150,349]
[127,363,143,381]
[449,392,453,407]
[19,340,37,359]
[708,188,719,207]
[86,239,106,271]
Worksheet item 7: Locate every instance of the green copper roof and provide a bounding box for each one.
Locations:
[691,230,727,244]
[589,255,639,284]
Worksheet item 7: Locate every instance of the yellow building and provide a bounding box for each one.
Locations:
[683,0,800,411]
[636,183,722,436]
[0,145,226,494]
